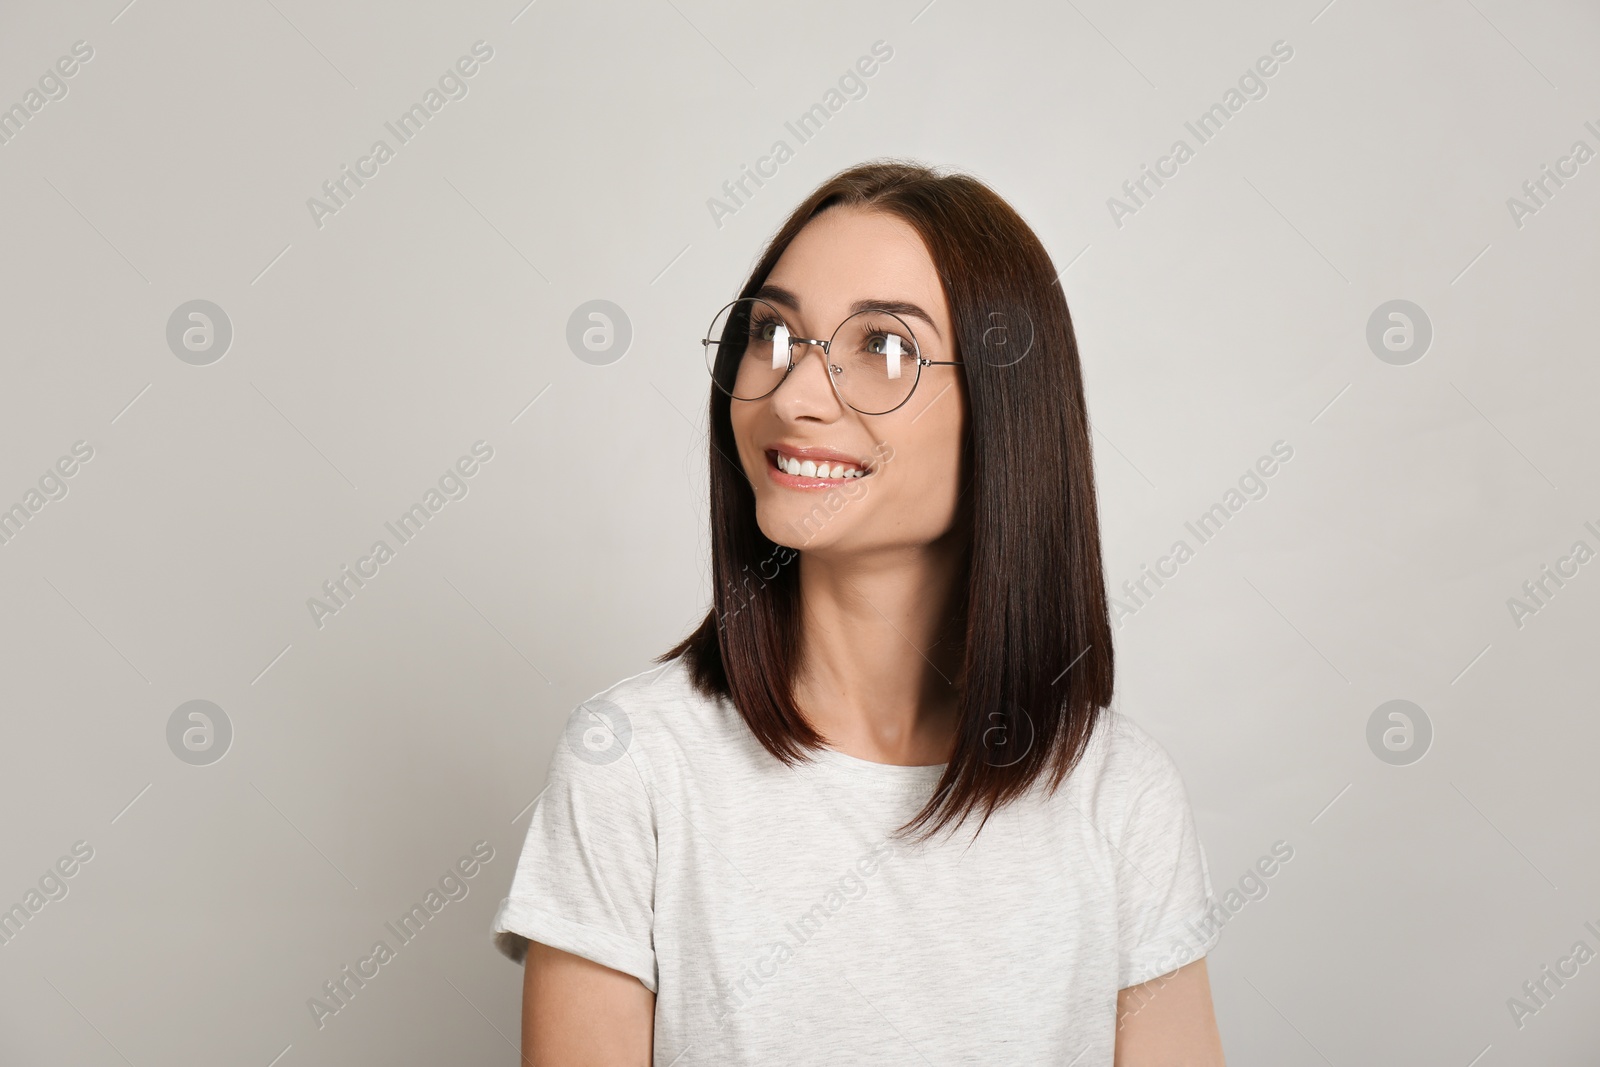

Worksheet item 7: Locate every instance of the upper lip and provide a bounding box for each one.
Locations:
[765,443,874,472]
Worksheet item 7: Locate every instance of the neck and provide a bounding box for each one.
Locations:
[790,529,968,766]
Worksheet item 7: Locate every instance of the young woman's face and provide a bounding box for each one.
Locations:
[729,205,967,555]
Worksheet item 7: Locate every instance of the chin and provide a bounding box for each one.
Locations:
[757,506,842,552]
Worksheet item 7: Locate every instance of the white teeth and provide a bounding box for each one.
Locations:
[774,453,867,479]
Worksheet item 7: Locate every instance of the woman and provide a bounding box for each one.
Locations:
[493,159,1227,1064]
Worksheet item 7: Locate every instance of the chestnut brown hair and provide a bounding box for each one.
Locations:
[657,158,1114,844]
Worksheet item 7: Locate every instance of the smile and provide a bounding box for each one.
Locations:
[765,448,873,486]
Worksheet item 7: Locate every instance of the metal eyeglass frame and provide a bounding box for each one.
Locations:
[701,296,963,416]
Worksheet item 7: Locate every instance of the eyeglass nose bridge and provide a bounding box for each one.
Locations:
[782,333,831,358]
[773,331,836,377]
[769,331,852,409]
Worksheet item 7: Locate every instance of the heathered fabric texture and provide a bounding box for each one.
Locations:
[491,656,1220,1064]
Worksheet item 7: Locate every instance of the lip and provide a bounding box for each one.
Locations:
[763,443,874,489]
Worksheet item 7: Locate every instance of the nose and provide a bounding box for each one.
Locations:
[790,337,827,363]
[770,336,845,412]
[782,337,834,381]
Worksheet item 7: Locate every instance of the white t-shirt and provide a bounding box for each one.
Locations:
[491,656,1220,1065]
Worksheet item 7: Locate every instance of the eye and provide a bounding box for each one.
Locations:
[865,330,910,356]
[750,317,785,342]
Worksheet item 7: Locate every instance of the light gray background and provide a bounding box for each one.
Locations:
[2,0,1596,1063]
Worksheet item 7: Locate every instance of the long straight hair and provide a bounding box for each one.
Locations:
[657,158,1114,845]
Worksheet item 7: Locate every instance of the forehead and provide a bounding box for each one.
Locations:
[769,207,945,316]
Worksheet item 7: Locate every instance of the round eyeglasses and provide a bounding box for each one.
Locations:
[700,296,962,416]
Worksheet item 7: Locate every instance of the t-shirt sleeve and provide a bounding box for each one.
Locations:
[490,715,659,993]
[1111,721,1221,989]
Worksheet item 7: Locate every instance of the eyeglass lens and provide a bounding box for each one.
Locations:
[704,297,920,414]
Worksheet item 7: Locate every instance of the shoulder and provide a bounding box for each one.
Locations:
[1092,710,1186,786]
[572,654,728,741]
[1067,709,1194,844]
[556,655,752,783]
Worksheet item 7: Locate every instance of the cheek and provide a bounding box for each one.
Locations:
[727,404,759,471]
[870,468,954,543]
[905,397,964,486]
[914,407,967,520]
[914,457,962,513]
[883,439,962,522]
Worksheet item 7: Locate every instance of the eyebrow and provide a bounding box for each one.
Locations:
[753,283,942,341]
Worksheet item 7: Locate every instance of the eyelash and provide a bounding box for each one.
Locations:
[857,318,913,356]
[747,314,912,352]
[747,313,785,341]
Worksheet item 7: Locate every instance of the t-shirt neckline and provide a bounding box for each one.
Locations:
[803,741,949,788]
[694,662,949,789]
